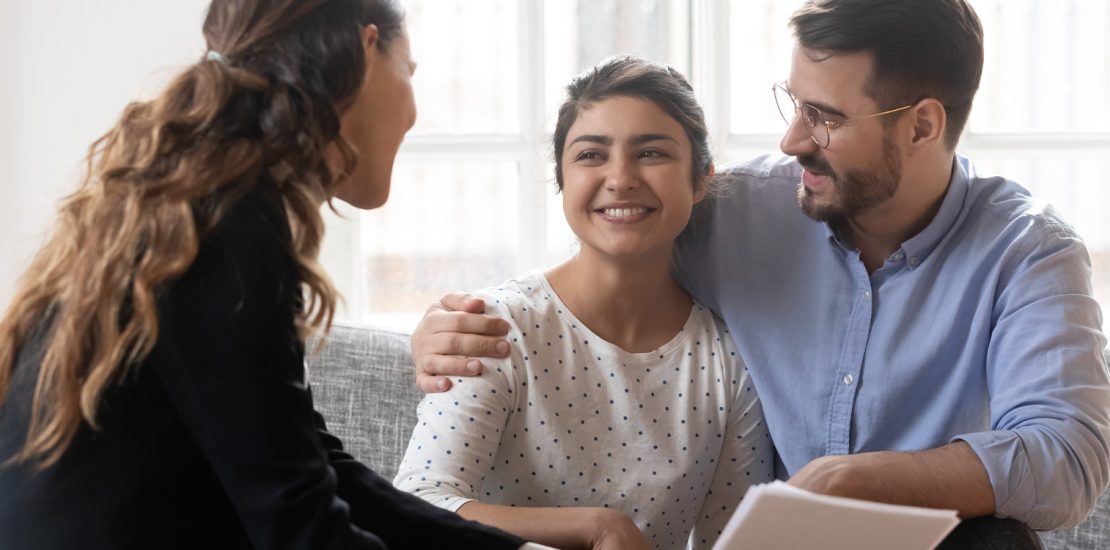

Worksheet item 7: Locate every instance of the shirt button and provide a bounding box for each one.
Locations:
[843,374,854,385]
[892,252,905,261]
[862,290,872,301]
[909,256,920,267]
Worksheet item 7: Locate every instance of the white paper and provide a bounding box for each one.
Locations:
[712,481,960,550]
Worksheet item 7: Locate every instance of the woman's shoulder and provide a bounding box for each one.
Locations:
[471,273,557,325]
[202,184,291,252]
[685,301,730,335]
[164,184,298,334]
[685,301,745,368]
[184,184,293,281]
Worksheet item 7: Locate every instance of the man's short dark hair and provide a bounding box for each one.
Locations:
[790,0,984,149]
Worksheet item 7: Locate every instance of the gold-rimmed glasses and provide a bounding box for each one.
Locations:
[772,82,913,148]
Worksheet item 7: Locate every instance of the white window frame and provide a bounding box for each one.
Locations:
[327,0,550,322]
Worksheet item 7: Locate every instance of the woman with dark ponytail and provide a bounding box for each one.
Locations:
[0,1,530,548]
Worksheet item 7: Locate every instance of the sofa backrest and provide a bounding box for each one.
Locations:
[308,322,422,479]
[306,323,1110,547]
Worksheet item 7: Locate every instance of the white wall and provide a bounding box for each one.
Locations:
[0,0,209,309]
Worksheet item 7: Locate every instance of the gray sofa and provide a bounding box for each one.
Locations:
[307,322,1110,549]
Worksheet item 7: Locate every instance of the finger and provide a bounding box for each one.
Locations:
[422,353,484,377]
[444,311,509,336]
[416,372,453,393]
[435,292,484,313]
[418,311,510,339]
[457,296,487,314]
[412,314,508,369]
[432,332,511,359]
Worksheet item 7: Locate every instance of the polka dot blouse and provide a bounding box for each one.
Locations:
[394,274,774,549]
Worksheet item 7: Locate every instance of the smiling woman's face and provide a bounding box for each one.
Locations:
[560,95,704,262]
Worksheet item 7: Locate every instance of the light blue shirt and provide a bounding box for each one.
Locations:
[673,154,1110,529]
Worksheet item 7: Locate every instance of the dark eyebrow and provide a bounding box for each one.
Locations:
[631,134,678,145]
[806,100,848,119]
[568,134,678,147]
[783,83,848,119]
[569,135,611,146]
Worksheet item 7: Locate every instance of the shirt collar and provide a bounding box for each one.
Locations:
[823,158,970,270]
[898,158,968,270]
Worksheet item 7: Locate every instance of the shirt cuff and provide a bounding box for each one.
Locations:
[952,430,1033,521]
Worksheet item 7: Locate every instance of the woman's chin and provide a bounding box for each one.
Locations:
[335,178,390,210]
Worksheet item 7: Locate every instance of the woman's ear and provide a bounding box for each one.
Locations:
[694,163,715,204]
[360,24,381,78]
[362,23,380,51]
[361,23,384,82]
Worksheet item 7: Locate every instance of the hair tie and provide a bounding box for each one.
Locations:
[205,50,228,64]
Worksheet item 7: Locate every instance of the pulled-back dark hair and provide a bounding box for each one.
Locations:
[552,55,712,192]
[790,0,983,149]
[0,0,404,468]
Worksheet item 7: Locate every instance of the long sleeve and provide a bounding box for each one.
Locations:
[151,190,523,549]
[955,213,1110,529]
[689,353,775,549]
[673,157,1110,529]
[393,336,518,511]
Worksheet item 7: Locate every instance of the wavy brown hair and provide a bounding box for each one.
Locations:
[0,0,404,467]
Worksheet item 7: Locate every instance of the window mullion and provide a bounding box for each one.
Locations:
[517,0,547,275]
[690,0,731,163]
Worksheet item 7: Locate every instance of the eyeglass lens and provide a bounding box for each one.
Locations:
[773,85,829,147]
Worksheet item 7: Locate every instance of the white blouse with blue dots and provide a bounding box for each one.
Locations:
[394,273,774,549]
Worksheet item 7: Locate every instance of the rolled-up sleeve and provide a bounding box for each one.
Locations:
[956,218,1110,530]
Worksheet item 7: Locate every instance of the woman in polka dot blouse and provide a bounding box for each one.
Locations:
[394,55,774,550]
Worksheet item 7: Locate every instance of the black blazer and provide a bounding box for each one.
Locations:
[0,187,524,549]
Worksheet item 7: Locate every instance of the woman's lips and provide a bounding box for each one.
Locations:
[595,206,655,223]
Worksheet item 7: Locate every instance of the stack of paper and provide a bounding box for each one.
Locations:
[712,481,960,550]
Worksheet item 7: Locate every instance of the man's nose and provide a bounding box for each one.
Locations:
[780,114,820,157]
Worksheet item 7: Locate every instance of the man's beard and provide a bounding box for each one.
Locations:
[796,136,902,224]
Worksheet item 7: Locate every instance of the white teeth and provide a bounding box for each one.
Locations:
[602,207,648,218]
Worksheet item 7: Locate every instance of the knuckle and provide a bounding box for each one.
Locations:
[424,355,447,376]
[476,337,497,356]
[415,375,437,392]
[439,292,468,312]
[446,334,465,356]
[483,317,502,334]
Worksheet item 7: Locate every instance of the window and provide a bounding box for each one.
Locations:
[324,0,692,330]
[323,0,1110,332]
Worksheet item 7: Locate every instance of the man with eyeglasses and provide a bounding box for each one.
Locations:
[409,0,1109,546]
